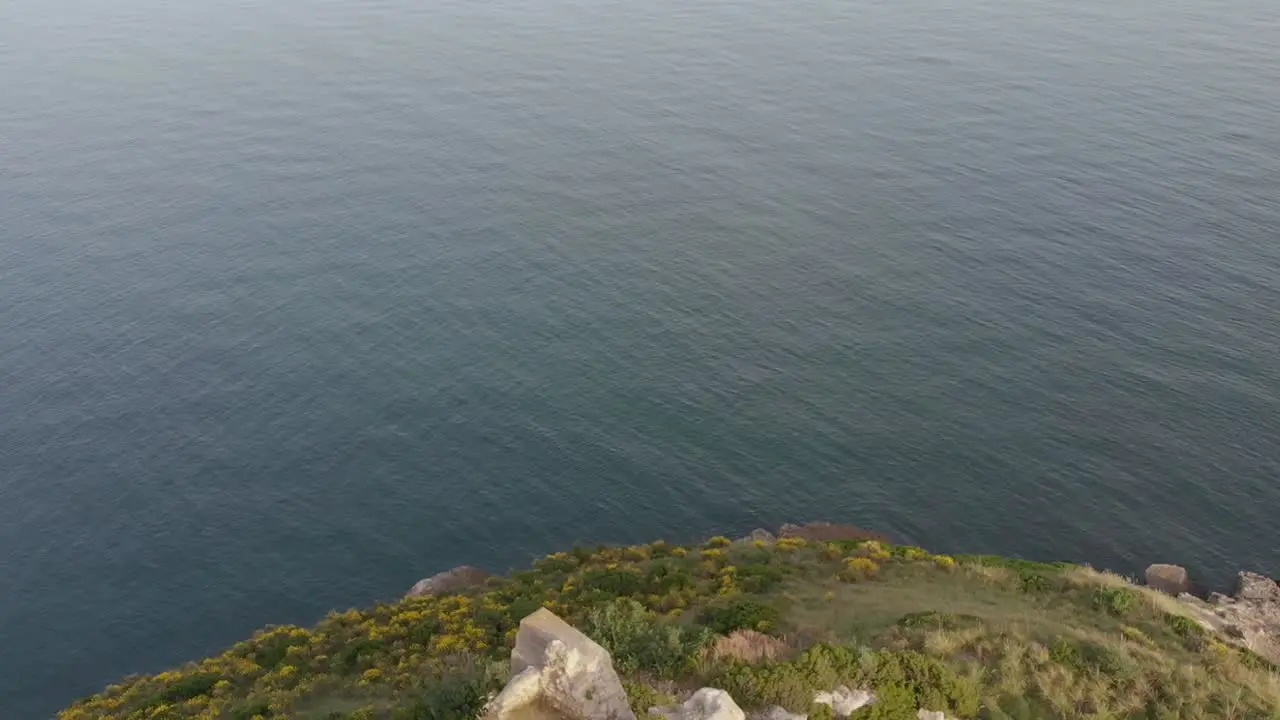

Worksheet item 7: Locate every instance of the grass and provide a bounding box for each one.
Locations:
[60,536,1280,720]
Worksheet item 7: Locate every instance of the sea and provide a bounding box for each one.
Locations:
[2,0,1279,715]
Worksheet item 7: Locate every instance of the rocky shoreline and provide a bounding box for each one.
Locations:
[1147,563,1280,665]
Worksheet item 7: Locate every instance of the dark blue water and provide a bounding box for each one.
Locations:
[3,0,1280,715]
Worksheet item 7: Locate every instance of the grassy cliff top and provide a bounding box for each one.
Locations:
[60,533,1280,720]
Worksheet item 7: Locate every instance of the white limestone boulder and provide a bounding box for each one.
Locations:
[651,688,745,720]
[485,608,636,720]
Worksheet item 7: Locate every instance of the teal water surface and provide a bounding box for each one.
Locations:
[3,0,1280,716]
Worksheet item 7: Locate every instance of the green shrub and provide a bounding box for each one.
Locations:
[734,563,786,593]
[580,568,644,597]
[848,682,915,720]
[622,681,676,716]
[338,638,387,673]
[1165,613,1204,639]
[393,674,496,720]
[645,561,695,593]
[1017,572,1052,594]
[157,673,219,703]
[713,644,864,710]
[582,599,710,677]
[1092,587,1137,615]
[700,598,782,635]
[862,651,981,718]
[1165,613,1209,650]
[247,628,312,670]
[1049,638,1080,668]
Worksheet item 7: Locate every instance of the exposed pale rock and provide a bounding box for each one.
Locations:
[1177,570,1280,665]
[917,711,949,720]
[1144,564,1191,596]
[1237,572,1280,602]
[406,565,491,597]
[812,686,875,716]
[745,528,777,544]
[651,688,745,720]
[778,522,890,544]
[485,608,635,720]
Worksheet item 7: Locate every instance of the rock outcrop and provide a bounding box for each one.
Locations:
[917,711,950,720]
[1237,572,1280,603]
[812,686,876,716]
[485,608,636,720]
[739,528,777,544]
[406,565,491,597]
[652,688,746,720]
[1144,564,1191,595]
[1178,571,1280,664]
[778,522,891,544]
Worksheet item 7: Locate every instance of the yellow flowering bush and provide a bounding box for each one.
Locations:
[856,541,892,561]
[842,557,880,581]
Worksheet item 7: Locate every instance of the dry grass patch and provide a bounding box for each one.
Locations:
[707,630,792,664]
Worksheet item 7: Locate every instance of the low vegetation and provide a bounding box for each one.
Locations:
[61,536,1280,719]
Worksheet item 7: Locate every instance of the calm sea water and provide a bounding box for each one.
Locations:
[3,0,1280,715]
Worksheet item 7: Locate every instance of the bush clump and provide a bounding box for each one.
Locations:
[861,651,982,718]
[1092,587,1137,615]
[700,598,782,635]
[392,671,502,720]
[582,599,710,677]
[713,644,864,710]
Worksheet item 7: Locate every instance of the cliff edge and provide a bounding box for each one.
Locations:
[60,523,1280,720]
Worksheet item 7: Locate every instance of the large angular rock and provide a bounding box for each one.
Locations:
[917,711,950,720]
[485,608,636,720]
[652,688,745,720]
[813,686,875,716]
[1144,564,1191,596]
[406,565,491,597]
